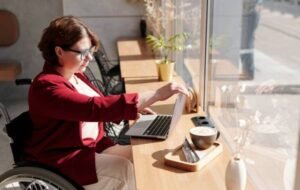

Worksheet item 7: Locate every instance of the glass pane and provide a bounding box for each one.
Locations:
[207,0,300,189]
[146,0,202,97]
[173,0,202,97]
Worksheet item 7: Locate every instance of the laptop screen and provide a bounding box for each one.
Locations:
[168,94,186,134]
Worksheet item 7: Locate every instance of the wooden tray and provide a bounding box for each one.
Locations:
[164,141,223,172]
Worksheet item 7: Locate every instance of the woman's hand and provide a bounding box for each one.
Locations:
[137,82,188,111]
[155,82,189,101]
[139,107,156,115]
[136,107,156,120]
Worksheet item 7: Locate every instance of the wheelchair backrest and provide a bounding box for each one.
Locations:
[5,111,33,163]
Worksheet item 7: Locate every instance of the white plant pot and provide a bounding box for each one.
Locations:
[225,156,247,190]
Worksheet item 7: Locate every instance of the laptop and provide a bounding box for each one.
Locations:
[125,94,186,139]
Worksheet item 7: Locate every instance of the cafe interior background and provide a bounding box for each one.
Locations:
[0,0,300,189]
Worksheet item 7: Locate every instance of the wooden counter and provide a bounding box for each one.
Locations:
[117,37,254,190]
[117,37,154,60]
[117,38,157,79]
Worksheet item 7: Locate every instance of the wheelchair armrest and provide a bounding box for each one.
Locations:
[15,78,32,85]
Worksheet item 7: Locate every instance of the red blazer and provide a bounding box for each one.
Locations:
[25,64,138,185]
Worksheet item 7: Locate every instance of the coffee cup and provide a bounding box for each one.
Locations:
[189,126,220,150]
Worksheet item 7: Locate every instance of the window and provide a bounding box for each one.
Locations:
[162,0,300,189]
[144,0,164,35]
[173,0,203,101]
[206,0,300,189]
[146,0,203,99]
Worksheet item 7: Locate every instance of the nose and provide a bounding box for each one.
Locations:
[84,52,94,61]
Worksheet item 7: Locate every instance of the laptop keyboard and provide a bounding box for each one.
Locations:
[143,115,172,136]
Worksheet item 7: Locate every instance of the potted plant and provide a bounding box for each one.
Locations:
[146,32,188,81]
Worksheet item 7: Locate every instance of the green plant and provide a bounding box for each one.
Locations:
[146,32,188,64]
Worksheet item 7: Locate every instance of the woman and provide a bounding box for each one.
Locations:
[24,16,188,190]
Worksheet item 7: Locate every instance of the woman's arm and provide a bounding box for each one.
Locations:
[29,77,138,122]
[137,82,189,111]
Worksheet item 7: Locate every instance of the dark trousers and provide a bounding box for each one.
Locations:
[240,11,259,78]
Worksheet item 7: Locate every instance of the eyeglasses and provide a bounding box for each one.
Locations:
[62,46,95,60]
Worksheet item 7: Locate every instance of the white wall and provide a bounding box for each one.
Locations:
[0,0,63,101]
[63,0,145,62]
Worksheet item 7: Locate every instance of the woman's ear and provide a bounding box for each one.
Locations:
[55,46,63,58]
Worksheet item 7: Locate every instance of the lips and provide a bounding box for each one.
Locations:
[81,62,89,67]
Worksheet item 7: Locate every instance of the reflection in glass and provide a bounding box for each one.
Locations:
[207,0,300,189]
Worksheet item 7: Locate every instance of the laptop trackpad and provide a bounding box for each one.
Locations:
[126,115,157,135]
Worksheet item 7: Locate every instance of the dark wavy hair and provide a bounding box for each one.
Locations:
[38,16,99,66]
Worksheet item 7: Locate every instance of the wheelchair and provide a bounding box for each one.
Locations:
[0,103,83,190]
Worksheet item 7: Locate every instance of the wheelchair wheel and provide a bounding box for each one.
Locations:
[0,166,78,190]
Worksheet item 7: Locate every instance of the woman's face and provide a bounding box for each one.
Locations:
[58,36,94,73]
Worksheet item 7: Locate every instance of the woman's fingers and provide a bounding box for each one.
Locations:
[157,82,189,101]
[136,113,142,120]
[140,107,157,115]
